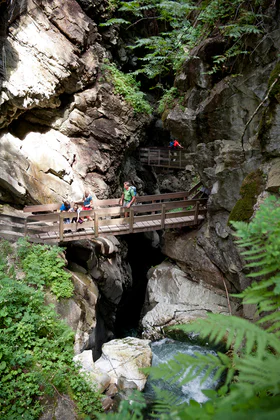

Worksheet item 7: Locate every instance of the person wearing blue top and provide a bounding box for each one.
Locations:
[60,200,71,225]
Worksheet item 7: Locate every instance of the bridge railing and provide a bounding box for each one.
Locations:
[23,182,203,214]
[139,147,188,168]
[23,197,207,241]
[94,198,207,235]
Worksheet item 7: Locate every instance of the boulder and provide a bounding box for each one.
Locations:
[95,337,152,391]
[73,350,111,393]
[141,261,239,340]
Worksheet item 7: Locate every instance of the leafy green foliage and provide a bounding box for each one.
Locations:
[0,239,102,419]
[101,0,266,83]
[97,195,280,419]
[157,87,179,113]
[102,63,152,114]
[17,237,74,299]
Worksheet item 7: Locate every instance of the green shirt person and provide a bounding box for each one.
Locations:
[119,181,136,217]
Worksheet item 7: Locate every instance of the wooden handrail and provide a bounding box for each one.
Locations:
[18,188,210,242]
[23,187,204,214]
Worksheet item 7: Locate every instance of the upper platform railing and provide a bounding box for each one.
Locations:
[139,147,188,169]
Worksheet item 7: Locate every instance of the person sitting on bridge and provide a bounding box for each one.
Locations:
[81,190,94,221]
[60,200,71,224]
[70,203,83,224]
[119,181,136,218]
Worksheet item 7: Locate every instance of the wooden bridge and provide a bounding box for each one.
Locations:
[139,147,188,169]
[0,183,207,245]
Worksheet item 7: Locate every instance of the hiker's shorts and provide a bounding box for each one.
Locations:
[123,200,134,208]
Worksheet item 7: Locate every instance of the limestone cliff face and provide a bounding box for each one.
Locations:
[0,0,150,205]
[160,5,280,304]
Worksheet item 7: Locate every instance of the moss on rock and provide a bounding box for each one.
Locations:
[228,169,265,224]
[268,62,280,101]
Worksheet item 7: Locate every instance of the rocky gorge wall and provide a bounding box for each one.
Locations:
[1,0,280,345]
[158,3,280,322]
[0,0,151,207]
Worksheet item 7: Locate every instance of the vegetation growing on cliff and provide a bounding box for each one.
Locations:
[101,0,267,87]
[0,239,102,419]
[228,169,265,224]
[97,195,280,419]
[103,62,152,114]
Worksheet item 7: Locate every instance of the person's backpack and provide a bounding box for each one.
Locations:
[129,186,137,202]
[169,140,174,148]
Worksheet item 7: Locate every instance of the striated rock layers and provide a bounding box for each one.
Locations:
[155,6,280,317]
[0,0,150,206]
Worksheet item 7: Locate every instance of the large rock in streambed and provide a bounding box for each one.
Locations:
[73,350,111,393]
[141,261,240,340]
[95,337,152,391]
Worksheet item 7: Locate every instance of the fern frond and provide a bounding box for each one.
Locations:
[150,386,182,417]
[99,18,130,27]
[175,314,280,358]
[234,354,280,394]
[247,265,279,277]
[239,246,267,256]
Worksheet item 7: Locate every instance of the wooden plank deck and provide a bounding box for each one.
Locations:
[0,187,208,245]
[21,212,206,244]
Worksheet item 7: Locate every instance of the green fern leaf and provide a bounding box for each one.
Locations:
[99,18,130,27]
[176,314,280,358]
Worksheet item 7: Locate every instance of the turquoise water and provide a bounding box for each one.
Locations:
[144,338,220,405]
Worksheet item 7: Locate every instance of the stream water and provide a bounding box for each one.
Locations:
[144,338,220,405]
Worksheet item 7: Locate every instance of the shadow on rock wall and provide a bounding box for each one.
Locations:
[0,0,27,90]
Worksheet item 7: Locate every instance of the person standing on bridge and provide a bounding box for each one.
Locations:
[169,139,183,162]
[81,190,94,221]
[119,181,136,218]
[169,139,183,150]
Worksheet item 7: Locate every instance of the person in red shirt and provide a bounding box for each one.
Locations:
[172,139,183,149]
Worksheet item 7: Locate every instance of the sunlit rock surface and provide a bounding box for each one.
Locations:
[73,350,111,393]
[141,261,240,340]
[95,337,152,391]
[0,0,150,205]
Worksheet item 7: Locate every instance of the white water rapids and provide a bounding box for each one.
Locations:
[144,338,220,405]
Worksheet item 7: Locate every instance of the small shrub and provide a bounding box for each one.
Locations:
[103,63,152,114]
[158,87,179,114]
[0,241,102,419]
[17,238,74,299]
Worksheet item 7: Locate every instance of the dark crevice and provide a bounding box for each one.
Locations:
[114,232,165,338]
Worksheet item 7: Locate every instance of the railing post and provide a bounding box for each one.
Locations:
[179,150,182,168]
[129,209,134,233]
[168,149,171,167]
[59,213,64,241]
[94,211,99,237]
[161,204,166,229]
[152,200,156,215]
[194,201,199,225]
[24,217,28,237]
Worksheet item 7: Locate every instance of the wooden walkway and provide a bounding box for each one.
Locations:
[0,183,207,245]
[139,147,187,169]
